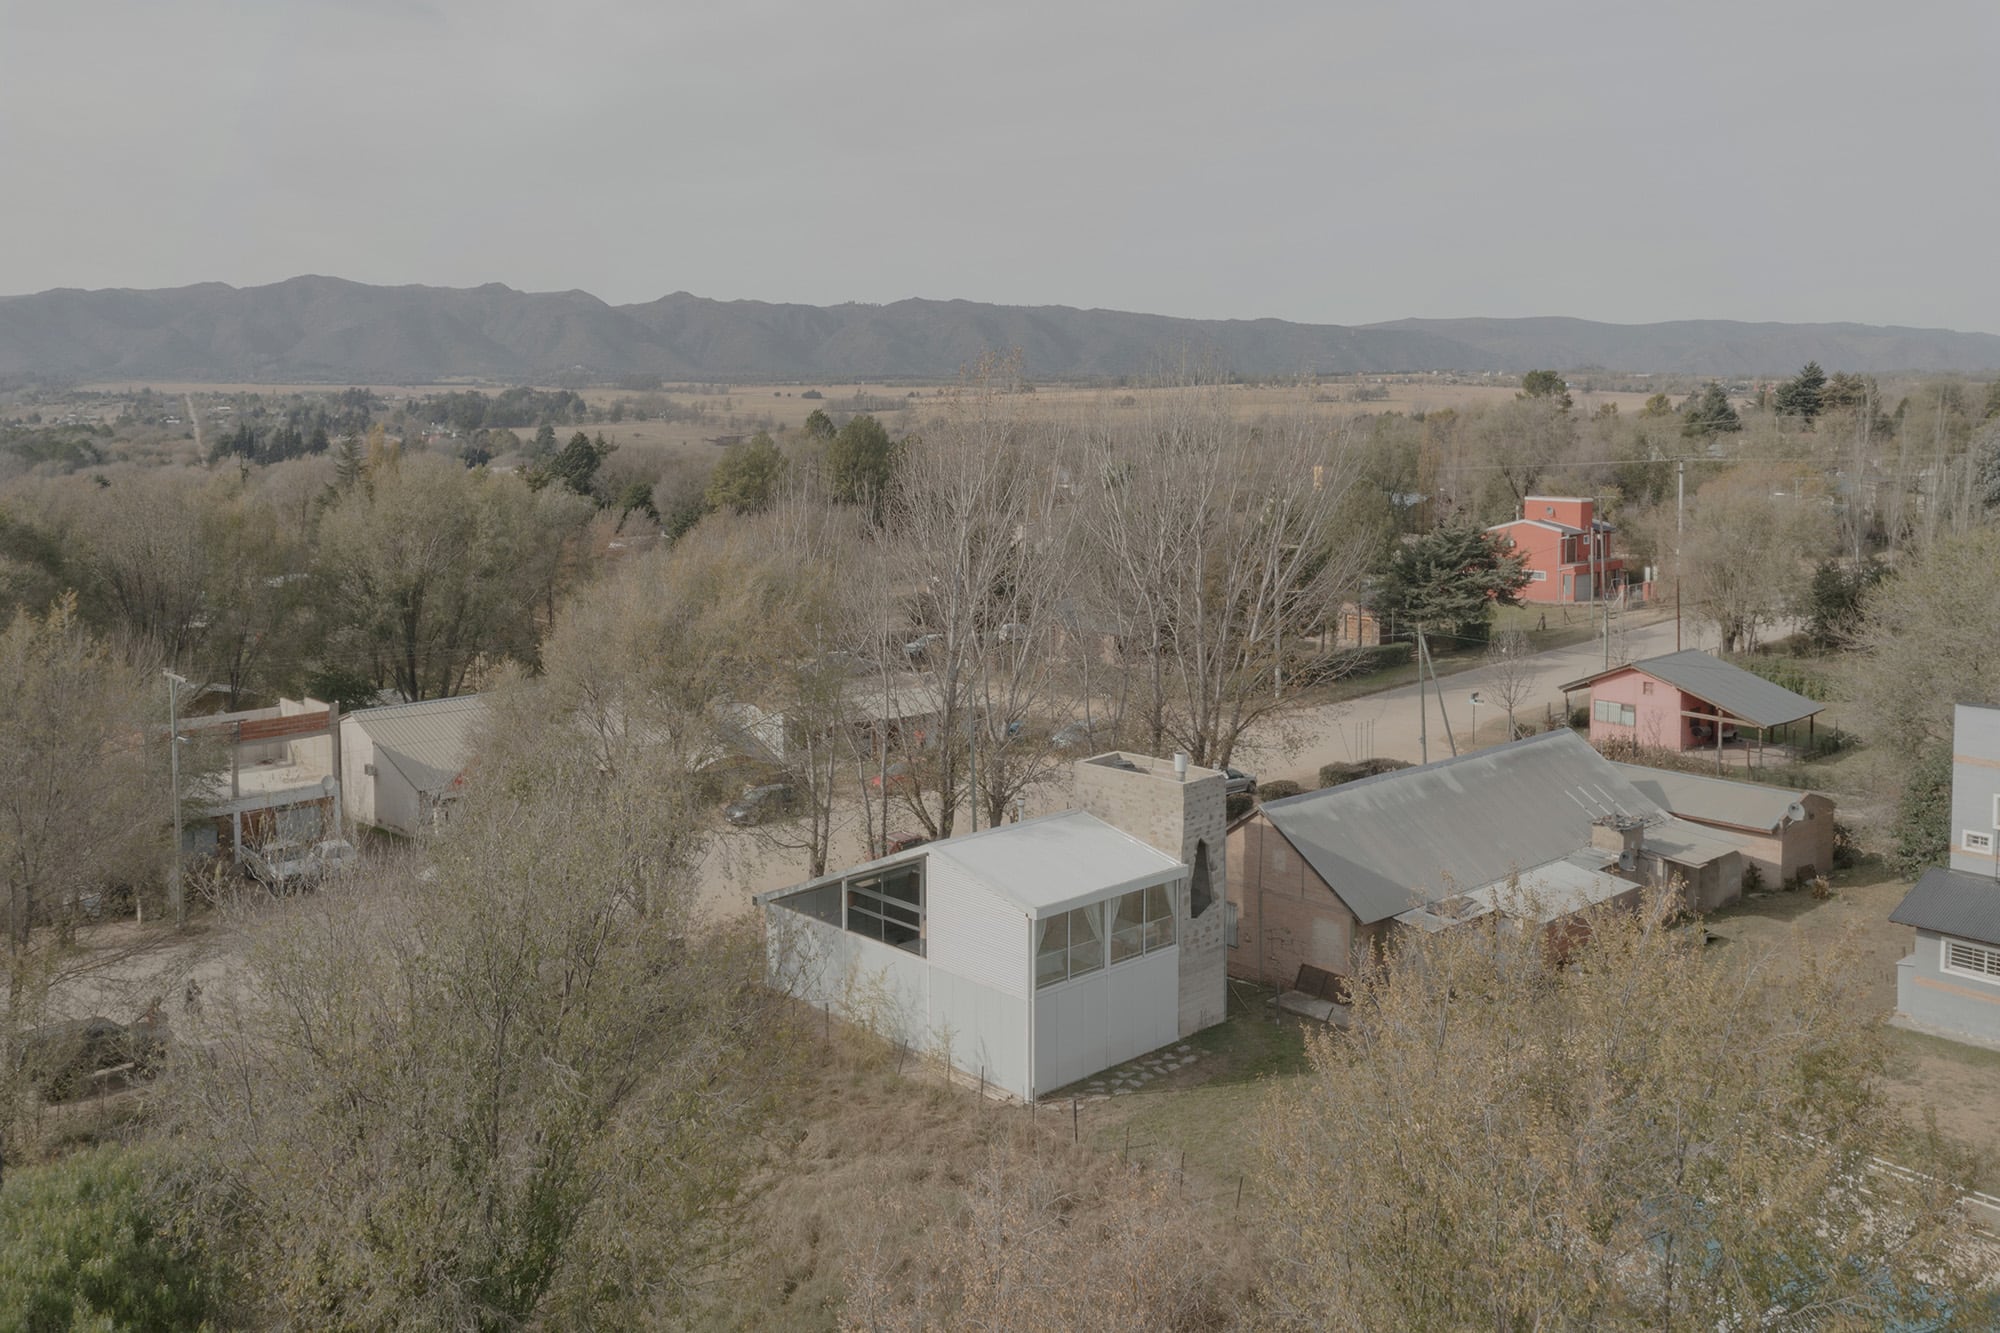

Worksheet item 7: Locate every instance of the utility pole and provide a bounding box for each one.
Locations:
[164,671,188,929]
[1675,459,1685,653]
[1416,626,1429,764]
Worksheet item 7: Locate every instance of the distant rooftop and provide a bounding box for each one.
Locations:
[349,695,485,794]
[1561,650,1824,729]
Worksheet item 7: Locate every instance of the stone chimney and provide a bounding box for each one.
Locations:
[1073,752,1227,1037]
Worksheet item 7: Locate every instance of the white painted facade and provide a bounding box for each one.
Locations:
[760,792,1209,1102]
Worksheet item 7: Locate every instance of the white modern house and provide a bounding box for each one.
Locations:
[759,752,1229,1100]
[1891,703,2000,1048]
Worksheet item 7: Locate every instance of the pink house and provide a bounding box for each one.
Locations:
[1486,496,1626,605]
[1560,650,1824,760]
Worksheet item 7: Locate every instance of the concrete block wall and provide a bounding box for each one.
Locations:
[1074,752,1228,1036]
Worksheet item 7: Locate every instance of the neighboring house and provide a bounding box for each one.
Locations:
[1487,495,1626,604]
[1561,649,1824,761]
[181,698,343,864]
[1890,703,2000,1048]
[1332,600,1383,649]
[758,751,1227,1101]
[1612,763,1836,886]
[1224,729,1748,993]
[335,696,486,838]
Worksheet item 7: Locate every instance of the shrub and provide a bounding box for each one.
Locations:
[1891,747,1953,876]
[1258,780,1305,802]
[1741,863,1765,894]
[1225,792,1254,823]
[1832,820,1861,870]
[1569,705,1590,730]
[0,1146,224,1332]
[1318,758,1414,789]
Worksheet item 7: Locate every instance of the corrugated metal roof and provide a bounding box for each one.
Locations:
[1397,852,1640,932]
[1610,763,1812,833]
[1260,729,1674,925]
[930,810,1185,918]
[349,695,486,794]
[1644,818,1752,867]
[1891,866,2000,947]
[1560,650,1824,728]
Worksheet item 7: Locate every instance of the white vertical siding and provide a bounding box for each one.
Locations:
[763,902,1032,1099]
[1033,947,1180,1094]
[924,855,1032,999]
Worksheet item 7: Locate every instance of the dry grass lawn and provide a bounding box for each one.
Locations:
[1704,857,2000,1185]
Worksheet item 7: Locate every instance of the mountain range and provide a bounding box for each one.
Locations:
[2,276,1996,383]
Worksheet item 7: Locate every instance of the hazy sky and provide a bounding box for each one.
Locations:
[3,0,1996,330]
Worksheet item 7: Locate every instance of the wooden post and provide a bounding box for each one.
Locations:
[231,720,243,863]
[1072,1096,1079,1143]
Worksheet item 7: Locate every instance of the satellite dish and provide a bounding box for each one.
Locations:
[1784,802,1807,824]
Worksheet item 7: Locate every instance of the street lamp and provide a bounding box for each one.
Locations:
[1468,691,1484,747]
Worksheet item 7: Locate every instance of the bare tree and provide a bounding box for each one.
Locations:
[0,595,161,1184]
[1082,380,1372,768]
[1258,889,1984,1328]
[1482,629,1536,739]
[170,684,782,1327]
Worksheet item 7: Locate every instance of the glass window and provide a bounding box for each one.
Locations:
[1066,904,1104,978]
[1144,882,1176,952]
[1110,891,1146,963]
[844,861,925,955]
[1035,914,1068,987]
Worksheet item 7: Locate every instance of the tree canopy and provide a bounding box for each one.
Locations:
[1680,382,1743,437]
[1373,525,1529,646]
[1518,369,1572,409]
[705,434,787,515]
[1774,360,1828,423]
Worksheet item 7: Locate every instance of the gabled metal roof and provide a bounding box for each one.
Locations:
[929,810,1185,918]
[1559,650,1824,729]
[1259,729,1675,925]
[1610,763,1816,833]
[1891,865,2000,948]
[348,695,485,794]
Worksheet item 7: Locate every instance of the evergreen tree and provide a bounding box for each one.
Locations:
[1680,383,1742,438]
[801,408,836,441]
[704,434,787,515]
[332,434,363,490]
[1518,370,1572,410]
[1374,525,1530,646]
[824,414,895,507]
[1774,361,1828,423]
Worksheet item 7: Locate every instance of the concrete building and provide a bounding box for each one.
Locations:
[1224,730,1749,995]
[757,752,1228,1101]
[1561,650,1824,761]
[1612,763,1836,886]
[1487,495,1626,605]
[1890,703,2000,1048]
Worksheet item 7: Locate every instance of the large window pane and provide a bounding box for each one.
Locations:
[1066,904,1104,978]
[1144,882,1176,952]
[1035,915,1069,988]
[1110,890,1146,963]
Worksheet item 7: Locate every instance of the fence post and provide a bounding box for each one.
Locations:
[1072,1096,1079,1144]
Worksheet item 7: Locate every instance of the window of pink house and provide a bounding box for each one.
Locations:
[1641,681,1653,695]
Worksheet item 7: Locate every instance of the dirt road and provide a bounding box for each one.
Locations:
[1238,613,1723,784]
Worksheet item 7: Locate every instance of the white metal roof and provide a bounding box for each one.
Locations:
[1610,763,1814,833]
[928,810,1186,918]
[348,695,485,794]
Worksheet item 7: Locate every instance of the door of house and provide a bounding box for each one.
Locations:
[1561,572,1573,600]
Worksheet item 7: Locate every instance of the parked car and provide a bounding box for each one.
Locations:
[903,632,944,660]
[885,830,930,854]
[1223,766,1258,797]
[246,838,357,891]
[725,783,798,826]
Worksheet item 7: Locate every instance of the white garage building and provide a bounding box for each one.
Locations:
[759,752,1229,1100]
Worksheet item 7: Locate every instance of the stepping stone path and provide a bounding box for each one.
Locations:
[1092,1043,1206,1094]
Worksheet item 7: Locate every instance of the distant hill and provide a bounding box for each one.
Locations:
[1,276,1994,382]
